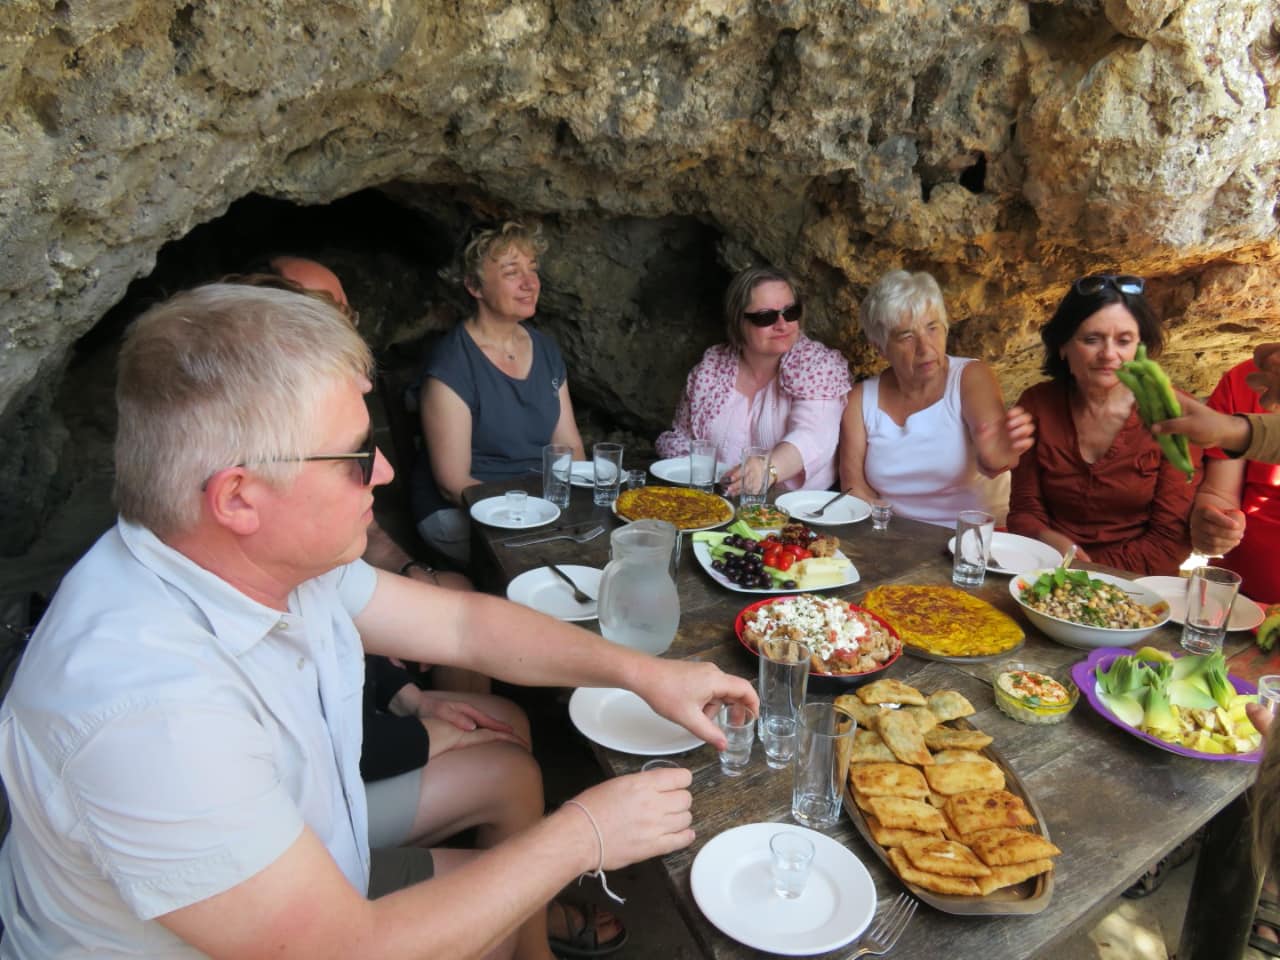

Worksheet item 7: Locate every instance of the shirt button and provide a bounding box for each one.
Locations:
[297,657,306,671]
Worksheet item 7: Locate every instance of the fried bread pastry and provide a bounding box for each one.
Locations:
[931,749,986,765]
[848,762,930,799]
[849,729,897,764]
[865,814,943,848]
[923,758,1005,795]
[945,789,1036,834]
[927,690,975,722]
[923,727,993,751]
[975,858,1053,896]
[879,711,933,766]
[867,796,948,833]
[965,828,1062,867]
[902,705,939,733]
[834,694,887,730]
[901,837,992,878]
[887,847,982,896]
[858,678,927,706]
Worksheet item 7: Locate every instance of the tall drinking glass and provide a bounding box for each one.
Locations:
[792,702,856,829]
[689,439,717,492]
[1181,565,1243,655]
[593,442,624,506]
[953,510,995,587]
[740,446,771,508]
[758,638,811,769]
[542,443,572,509]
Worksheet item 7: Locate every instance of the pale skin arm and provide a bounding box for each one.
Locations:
[1190,457,1247,557]
[421,379,482,506]
[836,383,882,503]
[959,361,1035,478]
[549,382,586,460]
[159,770,694,960]
[358,571,758,748]
[721,441,803,496]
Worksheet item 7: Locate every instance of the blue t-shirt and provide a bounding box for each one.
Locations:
[411,322,566,520]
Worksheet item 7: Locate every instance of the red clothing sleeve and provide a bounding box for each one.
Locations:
[1007,380,1199,576]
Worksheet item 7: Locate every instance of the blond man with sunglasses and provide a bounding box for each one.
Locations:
[656,265,852,494]
[0,284,756,959]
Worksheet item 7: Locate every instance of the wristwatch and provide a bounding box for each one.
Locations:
[398,559,440,584]
[767,464,779,486]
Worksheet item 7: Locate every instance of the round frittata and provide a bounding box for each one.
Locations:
[861,584,1023,658]
[615,485,733,531]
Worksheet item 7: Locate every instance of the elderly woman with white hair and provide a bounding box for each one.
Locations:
[838,269,1034,525]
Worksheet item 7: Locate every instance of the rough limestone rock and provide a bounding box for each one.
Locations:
[1,0,1279,559]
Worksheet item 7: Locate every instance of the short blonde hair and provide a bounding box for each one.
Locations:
[461,221,548,294]
[859,270,948,351]
[114,284,373,536]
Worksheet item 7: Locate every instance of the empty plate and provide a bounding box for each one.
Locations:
[506,565,602,621]
[1135,575,1265,632]
[947,532,1061,577]
[774,491,872,526]
[567,687,703,755]
[469,495,560,530]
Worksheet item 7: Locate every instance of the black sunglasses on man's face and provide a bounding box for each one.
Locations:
[1073,274,1145,297]
[203,430,377,490]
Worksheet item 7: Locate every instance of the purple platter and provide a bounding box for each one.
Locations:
[1069,646,1262,764]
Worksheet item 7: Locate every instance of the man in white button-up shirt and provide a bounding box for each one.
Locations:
[0,284,757,959]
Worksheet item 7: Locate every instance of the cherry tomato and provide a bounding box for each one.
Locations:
[782,544,811,560]
[773,553,795,572]
[763,549,781,569]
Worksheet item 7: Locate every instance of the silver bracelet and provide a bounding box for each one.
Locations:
[562,800,626,904]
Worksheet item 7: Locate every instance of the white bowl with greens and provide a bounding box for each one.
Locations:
[1009,568,1171,649]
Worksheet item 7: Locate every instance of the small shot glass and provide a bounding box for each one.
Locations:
[717,702,756,777]
[504,489,528,525]
[624,469,648,490]
[871,499,892,531]
[641,759,683,773]
[1259,676,1280,717]
[769,831,816,900]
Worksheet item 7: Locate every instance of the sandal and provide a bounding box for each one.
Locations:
[1252,896,1280,956]
[548,899,628,958]
[1122,831,1201,899]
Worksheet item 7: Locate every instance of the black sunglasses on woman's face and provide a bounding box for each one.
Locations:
[1073,274,1145,297]
[743,302,804,327]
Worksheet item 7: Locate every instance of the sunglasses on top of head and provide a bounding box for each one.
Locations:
[1073,274,1145,297]
[743,302,804,327]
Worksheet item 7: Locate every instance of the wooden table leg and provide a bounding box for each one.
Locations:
[1177,792,1261,960]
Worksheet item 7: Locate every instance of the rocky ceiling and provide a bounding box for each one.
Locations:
[1,0,1279,564]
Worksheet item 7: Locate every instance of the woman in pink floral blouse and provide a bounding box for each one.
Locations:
[656,266,852,494]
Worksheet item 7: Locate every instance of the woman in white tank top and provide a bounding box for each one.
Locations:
[838,271,1034,527]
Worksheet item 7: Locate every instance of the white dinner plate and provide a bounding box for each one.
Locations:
[505,565,602,622]
[469,495,560,530]
[649,456,731,486]
[567,687,704,756]
[692,538,860,594]
[690,823,876,955]
[569,461,596,489]
[1135,575,1265,632]
[774,491,871,527]
[946,531,1062,577]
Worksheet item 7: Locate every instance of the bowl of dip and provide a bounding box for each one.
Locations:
[993,662,1079,725]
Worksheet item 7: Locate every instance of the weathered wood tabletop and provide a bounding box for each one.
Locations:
[462,474,1261,960]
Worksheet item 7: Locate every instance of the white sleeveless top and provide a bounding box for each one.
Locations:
[861,356,1008,526]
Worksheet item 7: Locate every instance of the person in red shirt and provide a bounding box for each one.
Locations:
[1007,274,1199,576]
[1185,356,1280,604]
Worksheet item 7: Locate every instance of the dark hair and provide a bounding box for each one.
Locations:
[1039,279,1164,380]
[723,266,802,351]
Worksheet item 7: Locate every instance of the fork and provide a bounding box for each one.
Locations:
[503,524,605,549]
[548,563,594,604]
[803,489,850,519]
[843,893,917,958]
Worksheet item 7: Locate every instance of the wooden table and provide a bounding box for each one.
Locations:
[463,476,1260,960]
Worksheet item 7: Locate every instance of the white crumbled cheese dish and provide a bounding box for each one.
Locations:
[748,595,868,663]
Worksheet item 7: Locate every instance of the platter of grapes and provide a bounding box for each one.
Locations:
[690,519,859,594]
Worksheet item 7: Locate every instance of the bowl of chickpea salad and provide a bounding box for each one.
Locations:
[1009,568,1170,650]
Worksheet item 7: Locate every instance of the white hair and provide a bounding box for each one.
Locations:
[859,270,948,351]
